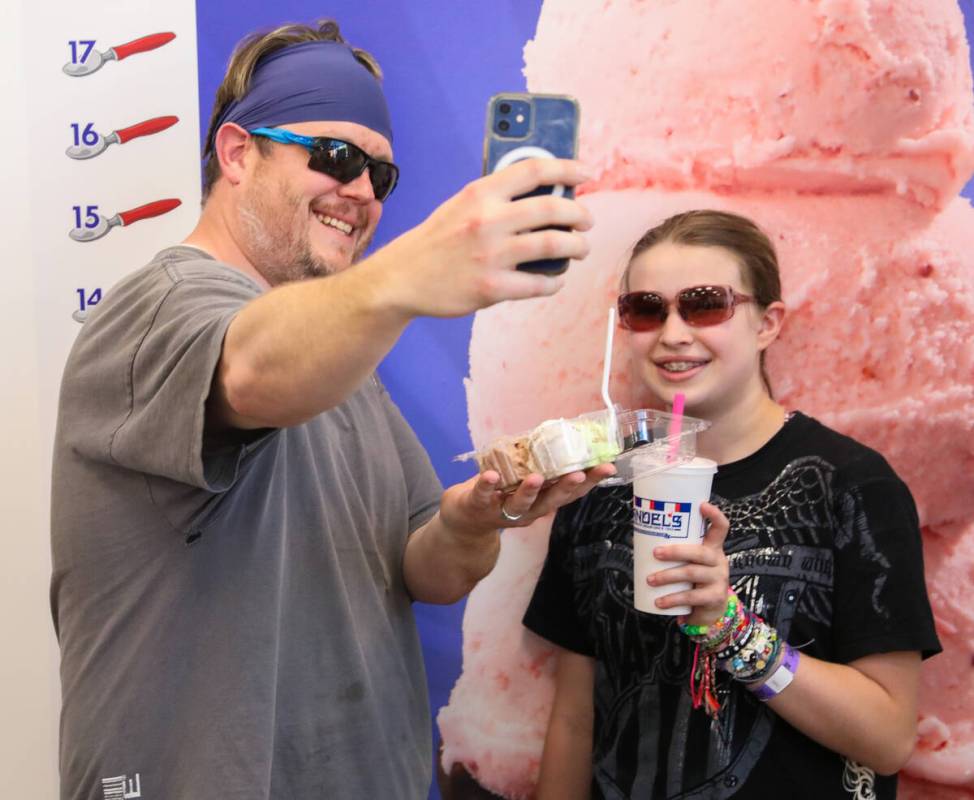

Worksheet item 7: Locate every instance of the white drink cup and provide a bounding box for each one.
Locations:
[632,456,718,615]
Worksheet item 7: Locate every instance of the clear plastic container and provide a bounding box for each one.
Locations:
[457,407,710,491]
[602,408,711,486]
[457,407,623,491]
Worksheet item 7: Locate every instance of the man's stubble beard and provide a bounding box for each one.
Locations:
[239,170,374,286]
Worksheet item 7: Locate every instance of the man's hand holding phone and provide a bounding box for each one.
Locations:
[484,93,581,275]
[370,94,591,319]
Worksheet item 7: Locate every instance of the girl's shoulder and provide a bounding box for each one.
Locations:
[786,412,903,487]
[716,411,908,502]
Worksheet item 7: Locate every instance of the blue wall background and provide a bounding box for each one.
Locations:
[195,3,974,797]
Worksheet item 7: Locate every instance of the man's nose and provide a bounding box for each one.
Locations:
[337,168,376,202]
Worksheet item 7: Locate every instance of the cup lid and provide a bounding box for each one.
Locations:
[632,454,716,475]
[675,456,718,473]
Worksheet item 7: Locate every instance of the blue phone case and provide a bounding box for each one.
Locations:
[483,93,580,275]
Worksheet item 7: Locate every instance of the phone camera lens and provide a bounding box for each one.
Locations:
[498,120,511,132]
[499,102,512,114]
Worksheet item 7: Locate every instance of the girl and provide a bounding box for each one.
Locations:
[523,210,940,800]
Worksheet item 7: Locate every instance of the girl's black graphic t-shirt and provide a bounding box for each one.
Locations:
[524,412,941,800]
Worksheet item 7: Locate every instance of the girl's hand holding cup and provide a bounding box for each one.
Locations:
[632,456,720,618]
[647,502,731,626]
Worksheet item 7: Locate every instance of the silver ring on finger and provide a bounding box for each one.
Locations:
[500,504,523,523]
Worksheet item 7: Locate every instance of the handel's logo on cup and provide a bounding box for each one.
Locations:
[633,497,692,538]
[631,456,718,616]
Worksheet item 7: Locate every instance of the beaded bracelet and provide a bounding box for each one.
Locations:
[712,615,756,663]
[729,629,779,680]
[722,612,773,672]
[683,592,738,719]
[679,591,739,638]
[700,607,748,651]
[684,597,790,718]
[739,636,782,684]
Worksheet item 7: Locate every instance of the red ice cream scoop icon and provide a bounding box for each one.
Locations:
[68,198,181,242]
[62,33,176,77]
[66,116,179,160]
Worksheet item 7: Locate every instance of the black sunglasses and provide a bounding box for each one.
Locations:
[618,285,755,331]
[249,127,399,201]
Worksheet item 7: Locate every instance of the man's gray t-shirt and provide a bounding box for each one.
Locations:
[50,246,443,799]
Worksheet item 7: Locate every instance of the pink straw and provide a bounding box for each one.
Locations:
[666,393,685,463]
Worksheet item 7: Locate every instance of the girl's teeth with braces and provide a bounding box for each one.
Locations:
[315,213,352,235]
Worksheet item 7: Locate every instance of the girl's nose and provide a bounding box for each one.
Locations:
[658,304,694,346]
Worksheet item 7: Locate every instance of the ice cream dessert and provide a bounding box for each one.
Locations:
[529,418,591,473]
[438,1,974,798]
[569,415,622,465]
[465,410,623,492]
[477,438,539,490]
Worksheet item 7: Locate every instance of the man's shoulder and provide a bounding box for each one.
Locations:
[118,245,259,295]
[89,246,262,327]
[66,246,262,364]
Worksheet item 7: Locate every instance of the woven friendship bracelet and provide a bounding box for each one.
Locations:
[683,594,797,717]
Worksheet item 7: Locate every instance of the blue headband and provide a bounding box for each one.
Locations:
[209,40,393,150]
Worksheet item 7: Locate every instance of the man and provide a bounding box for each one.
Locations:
[50,19,611,800]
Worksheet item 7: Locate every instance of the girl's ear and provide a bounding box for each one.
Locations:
[756,300,786,352]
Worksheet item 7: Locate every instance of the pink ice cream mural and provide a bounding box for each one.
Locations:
[438,1,974,798]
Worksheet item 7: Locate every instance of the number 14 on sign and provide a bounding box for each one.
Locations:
[77,288,102,312]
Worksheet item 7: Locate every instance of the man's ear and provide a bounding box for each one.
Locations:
[756,300,785,352]
[213,123,253,187]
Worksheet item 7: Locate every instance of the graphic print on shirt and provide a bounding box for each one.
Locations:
[101,772,141,799]
[573,455,868,798]
[842,759,878,800]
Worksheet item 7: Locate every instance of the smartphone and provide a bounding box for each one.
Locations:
[483,92,580,275]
